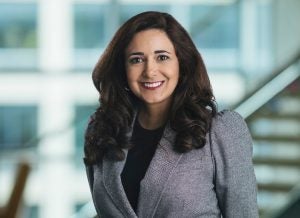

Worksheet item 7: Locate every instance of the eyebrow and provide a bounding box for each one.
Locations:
[128,52,144,56]
[128,50,171,57]
[155,50,171,54]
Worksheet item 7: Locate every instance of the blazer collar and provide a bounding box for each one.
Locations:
[137,123,183,217]
[102,113,183,218]
[102,149,137,217]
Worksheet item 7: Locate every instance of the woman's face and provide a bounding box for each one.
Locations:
[125,29,179,109]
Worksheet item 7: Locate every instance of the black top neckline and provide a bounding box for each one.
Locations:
[121,118,165,213]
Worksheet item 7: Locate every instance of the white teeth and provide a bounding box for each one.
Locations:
[143,82,162,88]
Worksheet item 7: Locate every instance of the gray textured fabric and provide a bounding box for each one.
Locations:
[85,110,259,218]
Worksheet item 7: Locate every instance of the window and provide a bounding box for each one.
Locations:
[0,106,38,149]
[0,3,37,69]
[72,3,169,70]
[73,3,108,70]
[74,3,169,50]
[120,4,169,25]
[22,204,39,218]
[74,4,108,49]
[190,3,239,49]
[189,3,239,70]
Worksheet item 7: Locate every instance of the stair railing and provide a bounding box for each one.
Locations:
[0,161,31,218]
[232,51,300,119]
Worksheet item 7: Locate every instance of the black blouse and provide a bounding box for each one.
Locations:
[121,119,165,212]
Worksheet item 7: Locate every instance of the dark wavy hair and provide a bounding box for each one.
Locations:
[84,11,217,164]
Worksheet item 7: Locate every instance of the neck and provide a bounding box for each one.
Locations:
[138,102,171,130]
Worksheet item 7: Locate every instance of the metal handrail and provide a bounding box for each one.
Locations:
[232,50,300,119]
[0,161,31,218]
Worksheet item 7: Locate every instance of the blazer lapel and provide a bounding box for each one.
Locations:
[102,149,137,217]
[137,124,183,218]
[102,111,138,217]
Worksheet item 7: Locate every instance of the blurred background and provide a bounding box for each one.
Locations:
[0,0,299,217]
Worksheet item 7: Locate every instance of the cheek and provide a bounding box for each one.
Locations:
[126,71,140,93]
[126,67,140,82]
[169,69,180,87]
[167,61,180,82]
[126,76,139,89]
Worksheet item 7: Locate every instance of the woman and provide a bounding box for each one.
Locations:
[84,11,258,218]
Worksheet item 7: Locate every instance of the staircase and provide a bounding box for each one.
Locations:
[247,78,300,217]
[234,53,300,218]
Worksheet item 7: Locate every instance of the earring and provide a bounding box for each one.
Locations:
[125,86,130,92]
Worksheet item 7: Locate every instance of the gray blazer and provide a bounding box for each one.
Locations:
[85,110,259,218]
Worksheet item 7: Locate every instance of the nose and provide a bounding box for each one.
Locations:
[142,58,157,78]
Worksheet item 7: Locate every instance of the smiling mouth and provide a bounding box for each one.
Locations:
[141,81,164,89]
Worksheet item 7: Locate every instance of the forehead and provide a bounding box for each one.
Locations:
[126,29,175,53]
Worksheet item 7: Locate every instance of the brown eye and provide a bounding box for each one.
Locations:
[129,57,143,64]
[158,55,169,61]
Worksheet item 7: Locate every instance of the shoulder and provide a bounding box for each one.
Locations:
[212,110,251,142]
[210,110,259,217]
[212,109,247,130]
[210,109,253,160]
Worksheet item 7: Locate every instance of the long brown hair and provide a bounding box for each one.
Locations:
[84,11,217,164]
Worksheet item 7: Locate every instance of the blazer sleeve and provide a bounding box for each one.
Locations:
[210,110,259,218]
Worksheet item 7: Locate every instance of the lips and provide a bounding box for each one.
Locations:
[141,81,164,89]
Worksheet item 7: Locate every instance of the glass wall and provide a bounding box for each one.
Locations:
[72,2,239,72]
[190,3,239,49]
[74,4,107,49]
[119,4,169,23]
[0,3,37,70]
[0,105,38,149]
